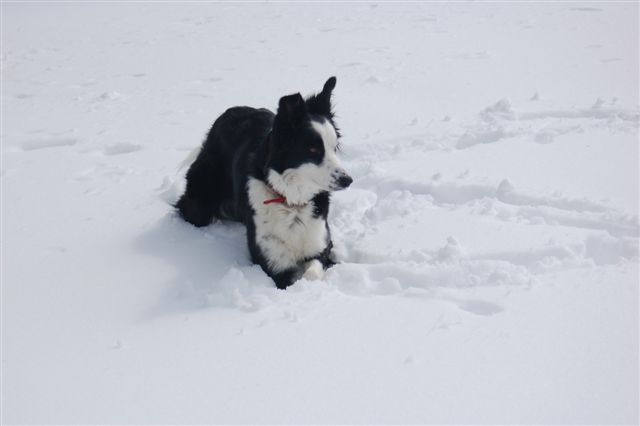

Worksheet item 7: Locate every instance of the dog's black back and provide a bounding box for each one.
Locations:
[176,107,273,225]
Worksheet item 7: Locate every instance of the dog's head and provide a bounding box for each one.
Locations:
[264,77,352,205]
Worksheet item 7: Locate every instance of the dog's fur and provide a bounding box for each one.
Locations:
[176,77,351,289]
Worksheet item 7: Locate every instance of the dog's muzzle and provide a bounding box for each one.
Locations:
[331,170,353,190]
[337,174,353,189]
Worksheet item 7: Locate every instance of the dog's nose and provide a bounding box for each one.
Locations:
[337,174,353,189]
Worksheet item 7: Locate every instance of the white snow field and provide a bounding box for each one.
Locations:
[2,2,638,424]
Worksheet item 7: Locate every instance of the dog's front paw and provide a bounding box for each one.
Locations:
[302,259,324,281]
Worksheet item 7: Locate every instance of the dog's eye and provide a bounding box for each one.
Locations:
[309,147,320,154]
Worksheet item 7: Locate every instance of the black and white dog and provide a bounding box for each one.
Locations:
[176,77,351,289]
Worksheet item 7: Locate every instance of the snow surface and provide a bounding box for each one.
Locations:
[2,2,639,424]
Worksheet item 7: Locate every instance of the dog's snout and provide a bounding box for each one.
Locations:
[337,174,353,189]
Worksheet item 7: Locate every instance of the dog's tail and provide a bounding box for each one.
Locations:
[177,145,202,173]
[156,145,201,209]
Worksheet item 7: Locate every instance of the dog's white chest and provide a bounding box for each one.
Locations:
[247,178,327,272]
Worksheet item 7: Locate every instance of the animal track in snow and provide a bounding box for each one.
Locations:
[357,173,624,215]
[94,91,124,102]
[21,138,78,151]
[456,299,504,316]
[103,142,142,156]
[454,98,639,149]
[326,165,638,291]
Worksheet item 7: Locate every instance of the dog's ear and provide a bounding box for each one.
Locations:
[275,93,307,128]
[306,76,336,118]
[321,76,337,95]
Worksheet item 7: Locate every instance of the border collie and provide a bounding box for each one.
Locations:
[176,77,351,289]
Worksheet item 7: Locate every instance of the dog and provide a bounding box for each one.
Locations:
[176,77,351,289]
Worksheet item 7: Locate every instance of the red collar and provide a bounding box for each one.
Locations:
[263,184,287,205]
[263,196,287,205]
[262,183,308,207]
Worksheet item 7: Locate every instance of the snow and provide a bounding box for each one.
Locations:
[2,2,638,424]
